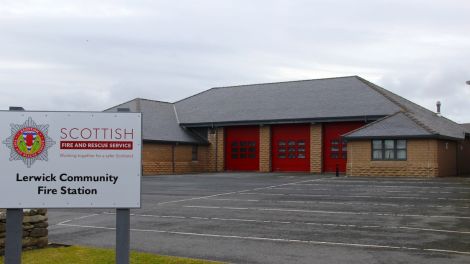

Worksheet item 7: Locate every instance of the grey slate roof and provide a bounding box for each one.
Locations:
[105,76,468,142]
[174,76,402,125]
[344,112,433,139]
[462,123,470,133]
[104,98,206,144]
[353,77,467,140]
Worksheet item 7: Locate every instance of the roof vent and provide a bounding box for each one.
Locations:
[436,101,441,116]
[9,106,24,111]
[117,108,130,112]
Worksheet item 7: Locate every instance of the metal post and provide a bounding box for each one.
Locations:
[335,164,339,177]
[5,209,23,264]
[116,208,130,264]
[5,106,25,264]
[116,107,131,264]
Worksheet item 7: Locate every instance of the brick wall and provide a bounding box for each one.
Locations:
[310,124,322,173]
[142,143,173,174]
[208,128,224,172]
[142,143,209,175]
[458,139,470,175]
[347,139,439,177]
[259,125,271,172]
[174,145,210,174]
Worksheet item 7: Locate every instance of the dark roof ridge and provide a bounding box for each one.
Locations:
[427,111,469,131]
[174,75,358,104]
[211,75,358,90]
[356,77,466,136]
[357,76,457,126]
[356,77,408,112]
[402,112,437,134]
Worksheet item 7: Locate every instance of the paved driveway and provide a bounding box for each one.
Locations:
[49,173,470,264]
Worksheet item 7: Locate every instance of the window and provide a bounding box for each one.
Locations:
[330,139,339,159]
[231,141,257,159]
[372,140,407,161]
[192,145,198,161]
[277,139,308,160]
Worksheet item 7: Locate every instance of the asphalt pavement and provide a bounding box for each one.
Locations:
[49,173,470,264]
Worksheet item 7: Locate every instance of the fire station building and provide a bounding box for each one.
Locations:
[105,76,470,177]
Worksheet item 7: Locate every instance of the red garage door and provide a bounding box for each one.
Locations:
[272,124,310,172]
[225,126,260,171]
[323,122,365,173]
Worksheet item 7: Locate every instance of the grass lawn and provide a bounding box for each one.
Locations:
[0,246,223,264]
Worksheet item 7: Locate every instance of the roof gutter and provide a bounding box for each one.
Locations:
[344,134,465,141]
[180,115,385,128]
[143,139,210,146]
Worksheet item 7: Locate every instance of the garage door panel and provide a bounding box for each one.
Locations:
[225,126,260,171]
[323,122,365,173]
[272,124,310,172]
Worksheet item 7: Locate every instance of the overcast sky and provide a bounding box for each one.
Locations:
[0,0,469,122]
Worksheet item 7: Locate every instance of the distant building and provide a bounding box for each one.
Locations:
[106,76,470,177]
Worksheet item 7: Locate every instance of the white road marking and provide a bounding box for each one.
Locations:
[56,213,100,225]
[207,198,261,202]
[102,212,470,235]
[318,179,468,185]
[238,192,470,201]
[157,177,331,205]
[271,187,461,194]
[279,200,470,209]
[272,187,330,191]
[184,205,470,219]
[385,190,451,194]
[293,183,470,190]
[57,223,470,256]
[203,198,470,209]
[156,189,254,205]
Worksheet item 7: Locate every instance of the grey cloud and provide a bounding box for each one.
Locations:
[0,0,469,123]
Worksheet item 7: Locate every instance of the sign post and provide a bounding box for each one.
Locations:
[116,208,130,264]
[5,107,24,264]
[0,111,142,264]
[115,107,131,264]
[5,209,22,264]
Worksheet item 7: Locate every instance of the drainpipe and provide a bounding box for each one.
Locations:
[215,126,218,172]
[349,143,353,176]
[427,140,431,177]
[456,142,460,176]
[172,144,176,174]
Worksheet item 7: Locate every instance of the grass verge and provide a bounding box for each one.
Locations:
[0,246,222,264]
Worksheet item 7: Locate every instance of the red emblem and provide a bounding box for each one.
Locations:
[13,127,46,158]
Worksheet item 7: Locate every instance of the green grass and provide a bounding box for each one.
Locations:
[0,246,223,264]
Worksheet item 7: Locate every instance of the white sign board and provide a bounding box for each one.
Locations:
[0,111,141,208]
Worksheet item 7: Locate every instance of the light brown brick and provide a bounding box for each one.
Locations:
[259,125,271,172]
[208,128,224,172]
[142,143,209,175]
[346,139,455,177]
[310,124,322,173]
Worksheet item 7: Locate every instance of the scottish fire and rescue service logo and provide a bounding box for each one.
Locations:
[2,117,55,168]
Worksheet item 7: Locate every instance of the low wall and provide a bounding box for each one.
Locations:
[0,209,48,256]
